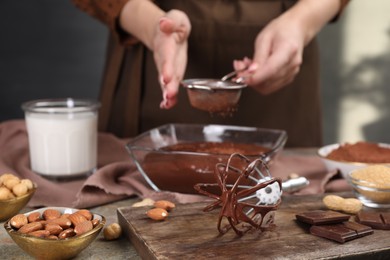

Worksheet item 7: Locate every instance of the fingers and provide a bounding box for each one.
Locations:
[154,10,190,109]
[243,41,302,95]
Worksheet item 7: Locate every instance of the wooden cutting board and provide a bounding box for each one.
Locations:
[117,193,390,260]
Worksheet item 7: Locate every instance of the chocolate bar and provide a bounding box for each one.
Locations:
[356,211,390,230]
[296,210,350,225]
[310,221,373,243]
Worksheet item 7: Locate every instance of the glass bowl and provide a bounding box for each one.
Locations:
[318,143,390,179]
[126,123,287,194]
[347,165,390,208]
[0,184,37,222]
[4,207,105,260]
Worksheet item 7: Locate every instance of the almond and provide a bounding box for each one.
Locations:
[154,200,176,211]
[74,220,93,235]
[91,218,100,228]
[27,212,41,223]
[146,208,168,221]
[18,222,43,234]
[47,217,72,229]
[47,235,59,240]
[68,212,87,226]
[28,230,50,238]
[42,209,61,220]
[77,209,93,221]
[58,228,76,239]
[45,223,63,235]
[10,214,28,229]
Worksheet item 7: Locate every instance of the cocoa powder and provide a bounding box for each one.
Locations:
[326,142,390,163]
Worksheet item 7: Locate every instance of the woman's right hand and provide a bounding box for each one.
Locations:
[152,10,191,109]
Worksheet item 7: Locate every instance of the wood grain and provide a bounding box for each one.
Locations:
[117,193,390,260]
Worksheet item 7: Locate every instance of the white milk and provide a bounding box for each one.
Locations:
[23,99,99,177]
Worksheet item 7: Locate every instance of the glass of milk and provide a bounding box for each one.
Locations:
[22,98,100,178]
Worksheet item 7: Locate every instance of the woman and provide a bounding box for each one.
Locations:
[72,0,349,147]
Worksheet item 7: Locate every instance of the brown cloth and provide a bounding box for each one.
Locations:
[0,120,350,209]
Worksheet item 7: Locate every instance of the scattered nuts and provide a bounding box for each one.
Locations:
[132,198,155,207]
[154,200,176,211]
[323,195,362,214]
[103,223,122,241]
[146,208,169,221]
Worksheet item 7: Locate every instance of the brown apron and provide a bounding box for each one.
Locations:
[98,0,322,147]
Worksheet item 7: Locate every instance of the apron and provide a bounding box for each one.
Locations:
[98,0,322,147]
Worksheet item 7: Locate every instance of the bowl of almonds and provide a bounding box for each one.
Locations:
[0,173,37,222]
[4,207,106,260]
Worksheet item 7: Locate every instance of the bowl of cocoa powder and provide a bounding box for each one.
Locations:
[318,141,390,179]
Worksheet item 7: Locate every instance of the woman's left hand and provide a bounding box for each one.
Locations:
[234,13,305,95]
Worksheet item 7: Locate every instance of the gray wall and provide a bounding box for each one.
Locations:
[0,0,106,120]
[1,1,389,145]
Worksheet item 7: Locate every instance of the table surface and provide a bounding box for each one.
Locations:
[0,148,366,259]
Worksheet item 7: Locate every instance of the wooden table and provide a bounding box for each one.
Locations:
[1,148,389,259]
[118,192,390,260]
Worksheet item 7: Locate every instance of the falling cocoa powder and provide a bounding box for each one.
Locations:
[326,142,390,163]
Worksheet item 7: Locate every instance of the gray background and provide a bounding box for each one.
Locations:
[1,0,389,145]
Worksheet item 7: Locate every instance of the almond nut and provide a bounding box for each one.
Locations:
[77,209,93,221]
[74,220,93,235]
[10,214,28,229]
[42,209,61,220]
[154,200,176,211]
[47,217,72,229]
[28,230,50,238]
[27,212,42,223]
[68,212,87,226]
[146,208,168,221]
[18,222,43,234]
[91,218,100,228]
[45,223,63,235]
[58,228,76,239]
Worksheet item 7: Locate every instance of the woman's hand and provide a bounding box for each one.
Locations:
[120,1,191,109]
[234,14,305,95]
[234,0,342,95]
[152,10,191,109]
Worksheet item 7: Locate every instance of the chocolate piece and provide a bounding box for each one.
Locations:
[342,221,374,237]
[296,210,350,225]
[310,221,373,243]
[356,212,390,230]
